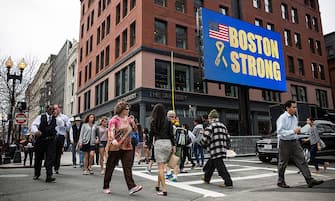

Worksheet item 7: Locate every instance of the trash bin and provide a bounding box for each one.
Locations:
[13,150,21,163]
[9,144,17,159]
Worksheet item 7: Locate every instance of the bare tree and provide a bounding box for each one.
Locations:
[0,56,38,142]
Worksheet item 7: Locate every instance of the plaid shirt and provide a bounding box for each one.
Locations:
[201,119,231,159]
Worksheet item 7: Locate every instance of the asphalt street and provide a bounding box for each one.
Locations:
[0,154,334,201]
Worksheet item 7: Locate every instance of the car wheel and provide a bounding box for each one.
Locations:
[303,147,310,163]
[258,155,272,163]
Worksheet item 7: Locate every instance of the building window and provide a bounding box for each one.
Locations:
[116,4,121,25]
[98,0,102,16]
[106,15,111,35]
[319,64,325,80]
[155,60,170,89]
[288,55,294,73]
[91,10,94,26]
[195,30,200,51]
[309,38,315,53]
[220,5,228,15]
[95,79,109,106]
[97,27,101,45]
[174,63,188,91]
[253,0,260,8]
[312,17,319,32]
[86,15,90,31]
[115,62,136,96]
[123,0,128,17]
[79,71,82,87]
[291,85,307,102]
[262,90,281,102]
[327,47,334,57]
[312,62,318,79]
[316,40,322,55]
[225,84,238,97]
[175,0,186,13]
[85,65,88,82]
[154,19,167,45]
[101,21,106,40]
[82,3,85,16]
[255,18,262,27]
[298,58,305,76]
[129,62,135,91]
[115,36,120,58]
[80,48,83,62]
[154,0,167,7]
[96,55,99,73]
[176,25,187,49]
[130,0,136,10]
[316,89,328,108]
[84,90,91,111]
[291,8,298,24]
[294,33,301,49]
[266,23,274,31]
[284,29,291,46]
[193,68,204,93]
[81,24,84,38]
[105,45,110,66]
[77,96,81,113]
[97,51,103,71]
[305,14,312,29]
[281,4,288,20]
[85,40,89,56]
[264,0,272,13]
[130,21,136,47]
[122,29,128,53]
[89,35,93,52]
[194,0,203,15]
[88,62,92,79]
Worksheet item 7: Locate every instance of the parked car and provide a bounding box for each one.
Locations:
[256,120,335,163]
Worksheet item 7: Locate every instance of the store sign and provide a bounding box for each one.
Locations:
[201,8,286,91]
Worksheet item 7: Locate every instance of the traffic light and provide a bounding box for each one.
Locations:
[17,102,27,112]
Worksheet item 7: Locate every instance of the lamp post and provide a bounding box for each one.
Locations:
[4,57,26,143]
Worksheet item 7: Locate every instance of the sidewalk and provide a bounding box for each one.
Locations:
[0,151,73,169]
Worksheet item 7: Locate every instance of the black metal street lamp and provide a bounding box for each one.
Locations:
[4,57,26,143]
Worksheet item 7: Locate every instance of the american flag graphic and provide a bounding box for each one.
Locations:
[209,22,229,42]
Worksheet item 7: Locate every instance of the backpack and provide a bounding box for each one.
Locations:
[131,131,139,147]
[176,128,191,146]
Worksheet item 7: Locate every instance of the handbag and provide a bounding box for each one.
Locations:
[226,149,237,158]
[319,139,326,149]
[167,154,180,169]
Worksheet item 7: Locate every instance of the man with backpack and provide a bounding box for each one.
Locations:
[178,124,195,173]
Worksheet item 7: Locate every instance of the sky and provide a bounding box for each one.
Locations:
[0,0,334,66]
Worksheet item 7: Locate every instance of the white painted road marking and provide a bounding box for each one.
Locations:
[0,174,29,178]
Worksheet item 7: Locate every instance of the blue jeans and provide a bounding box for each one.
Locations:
[193,143,204,165]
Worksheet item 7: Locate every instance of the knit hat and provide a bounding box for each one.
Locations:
[208,109,219,119]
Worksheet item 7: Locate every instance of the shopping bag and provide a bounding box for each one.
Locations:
[167,154,180,169]
[226,149,237,158]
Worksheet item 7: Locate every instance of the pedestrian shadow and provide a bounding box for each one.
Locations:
[253,179,335,193]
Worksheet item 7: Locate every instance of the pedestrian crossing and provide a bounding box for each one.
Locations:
[116,159,298,198]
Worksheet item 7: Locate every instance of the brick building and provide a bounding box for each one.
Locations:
[77,0,333,142]
[325,31,335,110]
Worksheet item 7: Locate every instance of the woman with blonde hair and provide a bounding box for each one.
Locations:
[103,101,143,195]
[98,116,108,175]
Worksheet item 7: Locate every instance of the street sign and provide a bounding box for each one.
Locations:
[15,113,27,125]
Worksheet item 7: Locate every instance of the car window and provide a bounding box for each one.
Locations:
[316,124,335,135]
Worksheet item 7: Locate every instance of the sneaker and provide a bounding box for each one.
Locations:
[146,167,151,174]
[170,178,177,182]
[55,170,59,174]
[83,170,89,175]
[73,165,77,168]
[129,185,143,195]
[45,177,56,183]
[166,174,173,179]
[102,188,112,194]
[191,163,196,169]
